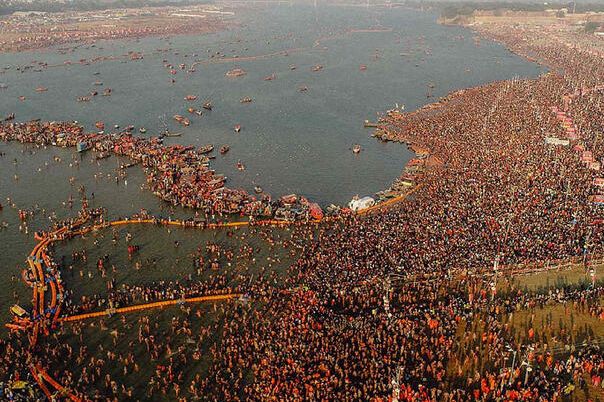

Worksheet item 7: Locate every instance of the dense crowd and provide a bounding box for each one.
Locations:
[1,15,604,402]
[0,121,324,221]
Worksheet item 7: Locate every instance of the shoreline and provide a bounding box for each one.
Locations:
[0,5,232,54]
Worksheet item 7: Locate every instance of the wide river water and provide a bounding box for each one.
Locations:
[0,5,545,327]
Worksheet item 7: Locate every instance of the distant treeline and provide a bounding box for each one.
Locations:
[405,1,604,18]
[0,0,212,15]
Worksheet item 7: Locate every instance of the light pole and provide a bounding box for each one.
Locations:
[506,345,517,385]
[521,346,534,386]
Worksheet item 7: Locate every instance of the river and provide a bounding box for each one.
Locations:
[0,4,545,327]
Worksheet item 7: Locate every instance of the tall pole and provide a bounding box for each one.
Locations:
[508,350,517,385]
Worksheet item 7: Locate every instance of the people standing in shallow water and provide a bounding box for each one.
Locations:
[0,120,328,221]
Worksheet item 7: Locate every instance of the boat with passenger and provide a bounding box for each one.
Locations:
[225,68,247,78]
[348,195,375,211]
[234,124,241,133]
[173,114,190,126]
[220,145,230,154]
[198,144,214,154]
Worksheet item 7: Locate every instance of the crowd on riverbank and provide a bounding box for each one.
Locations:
[0,121,330,222]
[0,6,228,53]
[1,14,604,402]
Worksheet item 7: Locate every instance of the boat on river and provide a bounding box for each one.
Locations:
[234,124,241,133]
[173,114,190,126]
[199,144,214,154]
[220,145,230,154]
[203,101,213,111]
[162,130,182,137]
[226,68,246,78]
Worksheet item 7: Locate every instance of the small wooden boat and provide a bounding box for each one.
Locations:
[184,95,198,101]
[35,87,48,92]
[236,160,245,171]
[139,127,147,134]
[95,121,105,130]
[220,145,230,154]
[240,97,253,103]
[234,124,241,133]
[254,186,263,194]
[352,144,362,154]
[203,101,213,111]
[77,96,90,102]
[199,144,214,154]
[173,114,190,126]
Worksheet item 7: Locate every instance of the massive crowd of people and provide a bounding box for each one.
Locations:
[1,15,603,402]
[0,121,324,221]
